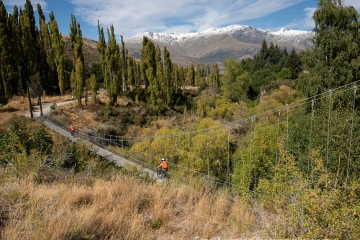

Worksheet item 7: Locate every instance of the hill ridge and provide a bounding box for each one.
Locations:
[62,24,314,69]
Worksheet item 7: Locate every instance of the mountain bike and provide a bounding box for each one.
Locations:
[156,168,168,179]
[71,130,75,138]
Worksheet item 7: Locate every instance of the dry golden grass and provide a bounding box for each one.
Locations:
[0,94,73,111]
[0,94,74,127]
[0,175,260,239]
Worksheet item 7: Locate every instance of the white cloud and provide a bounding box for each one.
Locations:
[302,7,316,29]
[292,0,360,31]
[344,0,360,9]
[3,0,47,9]
[68,0,307,38]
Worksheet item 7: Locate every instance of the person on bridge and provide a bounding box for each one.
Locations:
[70,124,75,137]
[158,158,168,171]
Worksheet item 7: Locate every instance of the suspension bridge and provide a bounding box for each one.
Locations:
[26,80,360,190]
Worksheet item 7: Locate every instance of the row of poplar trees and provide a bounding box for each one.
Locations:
[139,36,220,112]
[97,22,221,111]
[0,0,222,109]
[0,0,66,101]
[0,0,87,105]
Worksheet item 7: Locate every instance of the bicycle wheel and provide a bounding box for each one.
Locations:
[157,168,165,179]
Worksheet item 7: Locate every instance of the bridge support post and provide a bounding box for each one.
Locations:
[26,81,33,119]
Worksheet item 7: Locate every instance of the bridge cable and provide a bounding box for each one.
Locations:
[41,113,249,188]
[62,80,360,143]
[346,86,357,187]
[252,115,257,187]
[227,123,231,187]
[207,129,210,177]
[286,104,289,152]
[44,79,360,189]
[247,118,252,184]
[325,89,332,180]
[276,109,281,166]
[188,132,191,175]
[80,82,353,144]
[308,99,315,180]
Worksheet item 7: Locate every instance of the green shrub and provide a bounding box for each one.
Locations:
[150,218,162,229]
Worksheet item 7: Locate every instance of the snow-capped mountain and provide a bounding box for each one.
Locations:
[125,25,314,66]
[270,27,310,36]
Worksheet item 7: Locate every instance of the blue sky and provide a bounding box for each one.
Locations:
[4,0,360,41]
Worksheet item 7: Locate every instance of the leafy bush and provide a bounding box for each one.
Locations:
[32,124,53,155]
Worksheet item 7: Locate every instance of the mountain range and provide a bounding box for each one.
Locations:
[124,24,315,67]
[62,24,315,70]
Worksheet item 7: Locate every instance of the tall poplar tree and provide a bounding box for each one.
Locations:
[186,64,195,86]
[20,0,40,87]
[49,11,65,95]
[178,66,186,93]
[37,4,53,91]
[127,56,135,87]
[173,63,180,94]
[8,7,22,96]
[104,25,121,105]
[97,20,106,69]
[0,3,23,101]
[141,36,156,100]
[163,46,173,106]
[205,63,211,85]
[120,35,127,91]
[69,14,84,106]
[195,63,204,86]
[89,74,97,103]
[0,1,10,100]
[148,45,162,108]
[212,63,220,88]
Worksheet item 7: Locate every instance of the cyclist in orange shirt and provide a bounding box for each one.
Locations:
[70,125,75,137]
[158,158,168,171]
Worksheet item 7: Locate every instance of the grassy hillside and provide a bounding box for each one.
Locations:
[62,34,100,72]
[1,93,360,239]
[1,170,254,239]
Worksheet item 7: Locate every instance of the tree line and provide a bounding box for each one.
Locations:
[127,0,360,191]
[0,0,65,101]
[0,0,223,112]
[96,21,222,112]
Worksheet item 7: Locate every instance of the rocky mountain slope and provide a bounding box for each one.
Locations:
[62,25,314,70]
[124,25,314,66]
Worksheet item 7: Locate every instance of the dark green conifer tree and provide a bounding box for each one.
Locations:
[37,4,54,92]
[120,35,127,92]
[49,11,66,95]
[0,1,10,99]
[141,36,156,99]
[212,63,220,88]
[103,25,121,105]
[163,46,173,106]
[195,63,204,86]
[127,56,135,87]
[148,45,163,108]
[172,63,180,94]
[205,63,211,85]
[69,14,85,106]
[285,48,302,79]
[186,64,195,86]
[20,0,41,88]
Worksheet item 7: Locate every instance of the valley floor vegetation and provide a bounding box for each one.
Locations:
[1,0,360,239]
[1,94,360,239]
